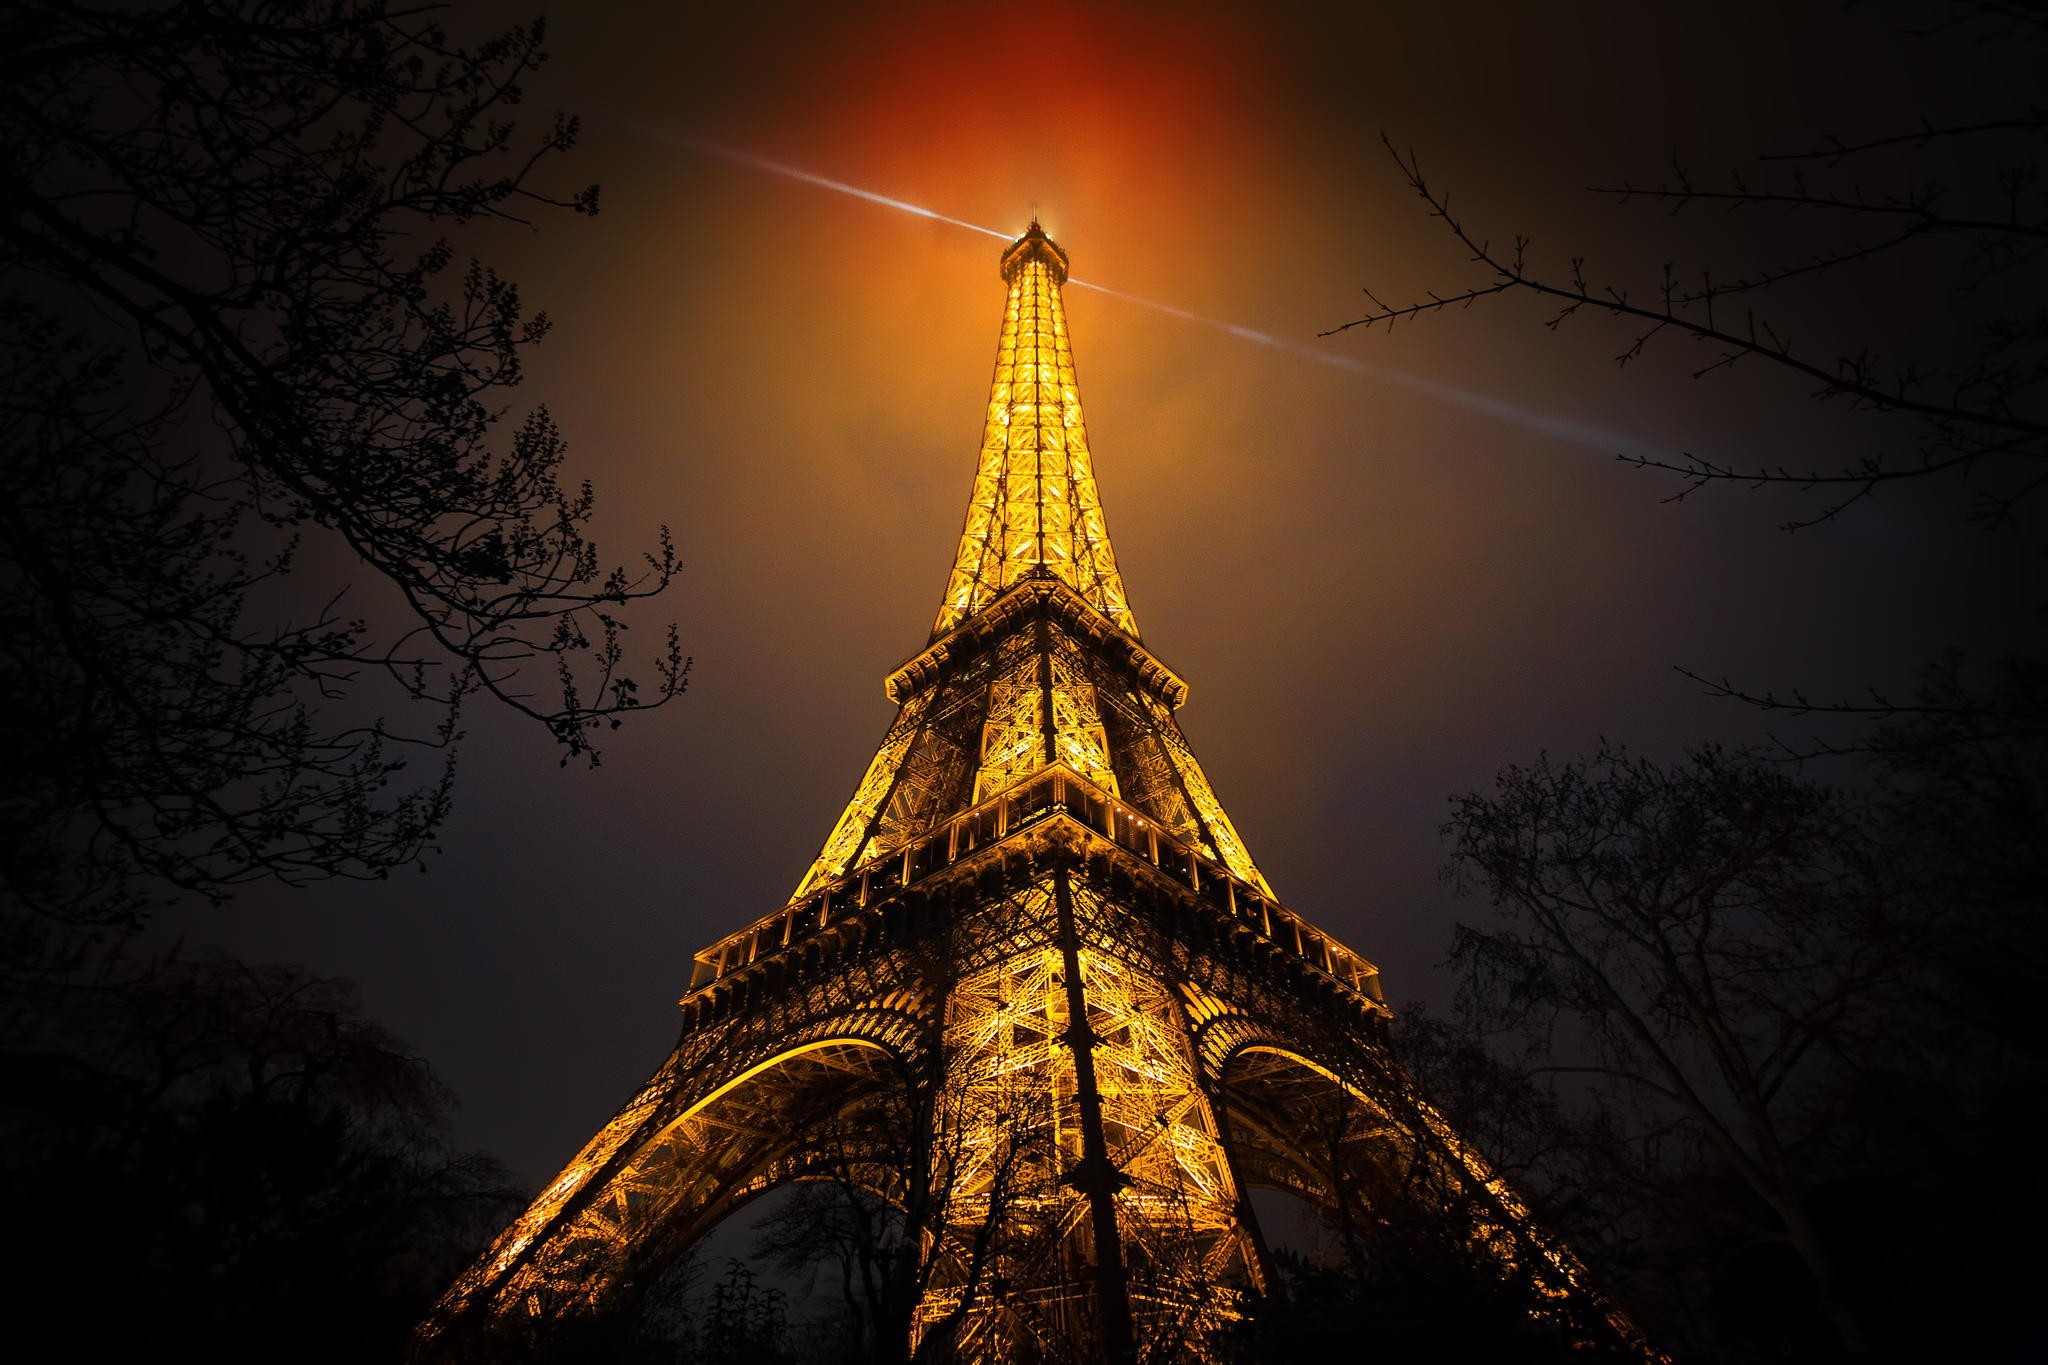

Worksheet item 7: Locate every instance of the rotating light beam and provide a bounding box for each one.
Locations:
[679,136,1657,459]
[1060,279,1655,457]
[692,140,1013,242]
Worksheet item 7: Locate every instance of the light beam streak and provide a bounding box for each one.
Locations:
[1065,280,1657,458]
[673,134,1658,459]
[692,140,1013,242]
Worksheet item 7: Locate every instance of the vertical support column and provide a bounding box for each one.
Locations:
[1052,865,1137,1364]
[1035,615,1060,773]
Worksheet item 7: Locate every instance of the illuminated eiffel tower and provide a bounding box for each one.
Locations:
[423,225,1639,1362]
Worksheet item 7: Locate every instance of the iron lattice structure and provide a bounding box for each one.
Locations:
[422,226,1643,1362]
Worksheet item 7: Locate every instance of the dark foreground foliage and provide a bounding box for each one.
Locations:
[462,1257,802,1365]
[3,6,688,1351]
[1,0,685,967]
[0,952,524,1362]
[1427,667,2048,1362]
[1215,1242,1636,1364]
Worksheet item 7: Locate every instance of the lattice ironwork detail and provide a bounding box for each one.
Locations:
[1097,684,1211,858]
[934,224,1137,639]
[801,584,1259,904]
[800,688,936,895]
[973,644,1050,803]
[1137,690,1269,894]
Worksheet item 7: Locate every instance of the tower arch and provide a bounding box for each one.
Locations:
[434,1011,934,1333]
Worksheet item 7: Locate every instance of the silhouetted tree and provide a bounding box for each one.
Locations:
[750,1182,907,1363]
[0,950,525,1363]
[1215,1241,1618,1365]
[696,1260,801,1365]
[734,1068,1062,1363]
[462,1251,805,1365]
[1447,744,1884,1347]
[0,0,686,965]
[1438,717,2048,1361]
[1345,38,2047,1350]
[1334,4,2044,532]
[1331,5,2045,764]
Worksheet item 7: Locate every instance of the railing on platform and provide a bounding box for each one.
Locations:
[686,765,1384,1008]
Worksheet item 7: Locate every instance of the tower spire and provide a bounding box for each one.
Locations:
[933,222,1139,638]
[789,227,1271,898]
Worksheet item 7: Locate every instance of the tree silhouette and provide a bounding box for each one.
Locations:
[1437,721,2048,1361]
[0,951,525,1363]
[1332,7,2045,530]
[0,0,686,960]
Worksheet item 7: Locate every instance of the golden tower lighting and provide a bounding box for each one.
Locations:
[420,224,1645,1362]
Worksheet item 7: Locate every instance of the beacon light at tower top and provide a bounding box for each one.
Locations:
[676,135,1660,459]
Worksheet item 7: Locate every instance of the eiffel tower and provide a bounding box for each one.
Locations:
[422,225,1639,1362]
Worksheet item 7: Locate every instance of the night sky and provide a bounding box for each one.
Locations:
[172,1,2042,1188]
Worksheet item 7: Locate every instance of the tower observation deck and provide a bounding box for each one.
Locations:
[420,225,1647,1364]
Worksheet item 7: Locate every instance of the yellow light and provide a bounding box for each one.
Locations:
[933,256,1139,640]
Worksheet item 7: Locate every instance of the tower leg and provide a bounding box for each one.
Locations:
[1053,865,1138,1365]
